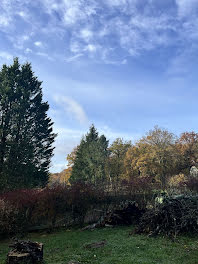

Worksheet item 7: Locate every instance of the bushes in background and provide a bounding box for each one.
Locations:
[0,183,105,236]
[1,179,197,238]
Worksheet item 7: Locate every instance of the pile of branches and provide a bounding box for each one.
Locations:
[83,200,145,230]
[135,195,198,237]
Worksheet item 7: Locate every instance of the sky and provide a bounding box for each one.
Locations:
[1,0,198,172]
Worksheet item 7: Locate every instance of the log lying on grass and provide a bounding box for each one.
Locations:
[6,252,32,264]
[83,200,145,230]
[7,240,43,264]
[84,240,107,249]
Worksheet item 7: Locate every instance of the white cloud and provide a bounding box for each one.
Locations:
[0,51,13,61]
[25,48,32,53]
[1,0,198,67]
[70,41,82,53]
[12,35,30,50]
[0,15,11,27]
[17,11,28,19]
[36,52,53,60]
[66,53,84,62]
[63,6,81,25]
[50,162,67,173]
[54,95,89,125]
[86,44,97,53]
[80,28,93,42]
[34,41,43,47]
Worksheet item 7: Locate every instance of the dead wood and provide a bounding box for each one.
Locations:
[7,239,43,264]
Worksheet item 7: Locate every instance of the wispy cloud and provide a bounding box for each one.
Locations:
[1,0,198,69]
[36,52,53,61]
[66,53,84,62]
[54,95,89,126]
[25,48,32,54]
[0,51,13,61]
[0,15,11,27]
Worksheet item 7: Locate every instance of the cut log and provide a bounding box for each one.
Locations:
[7,240,43,264]
[6,251,33,264]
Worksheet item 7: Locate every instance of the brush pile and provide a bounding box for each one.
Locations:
[83,200,145,230]
[102,200,144,226]
[135,195,198,237]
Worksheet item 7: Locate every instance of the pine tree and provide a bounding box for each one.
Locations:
[0,58,56,190]
[70,125,109,185]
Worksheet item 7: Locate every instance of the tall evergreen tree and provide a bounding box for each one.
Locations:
[0,58,56,190]
[70,125,109,185]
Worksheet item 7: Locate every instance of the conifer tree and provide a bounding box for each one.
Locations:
[0,58,56,190]
[70,125,109,185]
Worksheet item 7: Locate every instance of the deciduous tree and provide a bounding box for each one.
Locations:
[125,126,178,189]
[108,138,131,189]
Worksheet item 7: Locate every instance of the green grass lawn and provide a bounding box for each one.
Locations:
[0,227,198,264]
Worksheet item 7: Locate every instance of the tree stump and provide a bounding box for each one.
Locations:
[7,251,33,264]
[6,240,43,264]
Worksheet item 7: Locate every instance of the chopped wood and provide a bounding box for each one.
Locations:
[7,239,43,264]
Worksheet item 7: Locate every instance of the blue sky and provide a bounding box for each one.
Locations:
[1,0,198,172]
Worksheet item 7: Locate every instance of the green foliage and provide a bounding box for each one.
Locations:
[70,125,109,185]
[0,58,56,190]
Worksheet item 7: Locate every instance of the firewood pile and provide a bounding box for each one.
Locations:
[83,200,145,230]
[7,239,43,264]
[135,195,198,237]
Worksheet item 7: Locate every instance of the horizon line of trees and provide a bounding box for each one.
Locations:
[1,58,197,193]
[51,125,198,191]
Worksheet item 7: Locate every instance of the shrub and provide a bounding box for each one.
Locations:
[185,177,198,193]
[68,182,104,225]
[0,183,106,234]
[0,199,22,236]
[31,186,69,228]
[121,176,158,196]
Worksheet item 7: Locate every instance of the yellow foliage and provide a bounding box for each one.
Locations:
[49,167,72,185]
[168,173,187,188]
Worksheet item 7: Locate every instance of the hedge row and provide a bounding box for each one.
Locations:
[0,183,154,237]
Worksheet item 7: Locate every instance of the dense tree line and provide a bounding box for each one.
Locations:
[1,59,197,192]
[60,125,198,191]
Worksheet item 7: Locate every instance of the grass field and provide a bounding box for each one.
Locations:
[0,227,198,264]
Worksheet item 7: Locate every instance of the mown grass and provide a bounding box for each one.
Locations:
[0,227,198,264]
